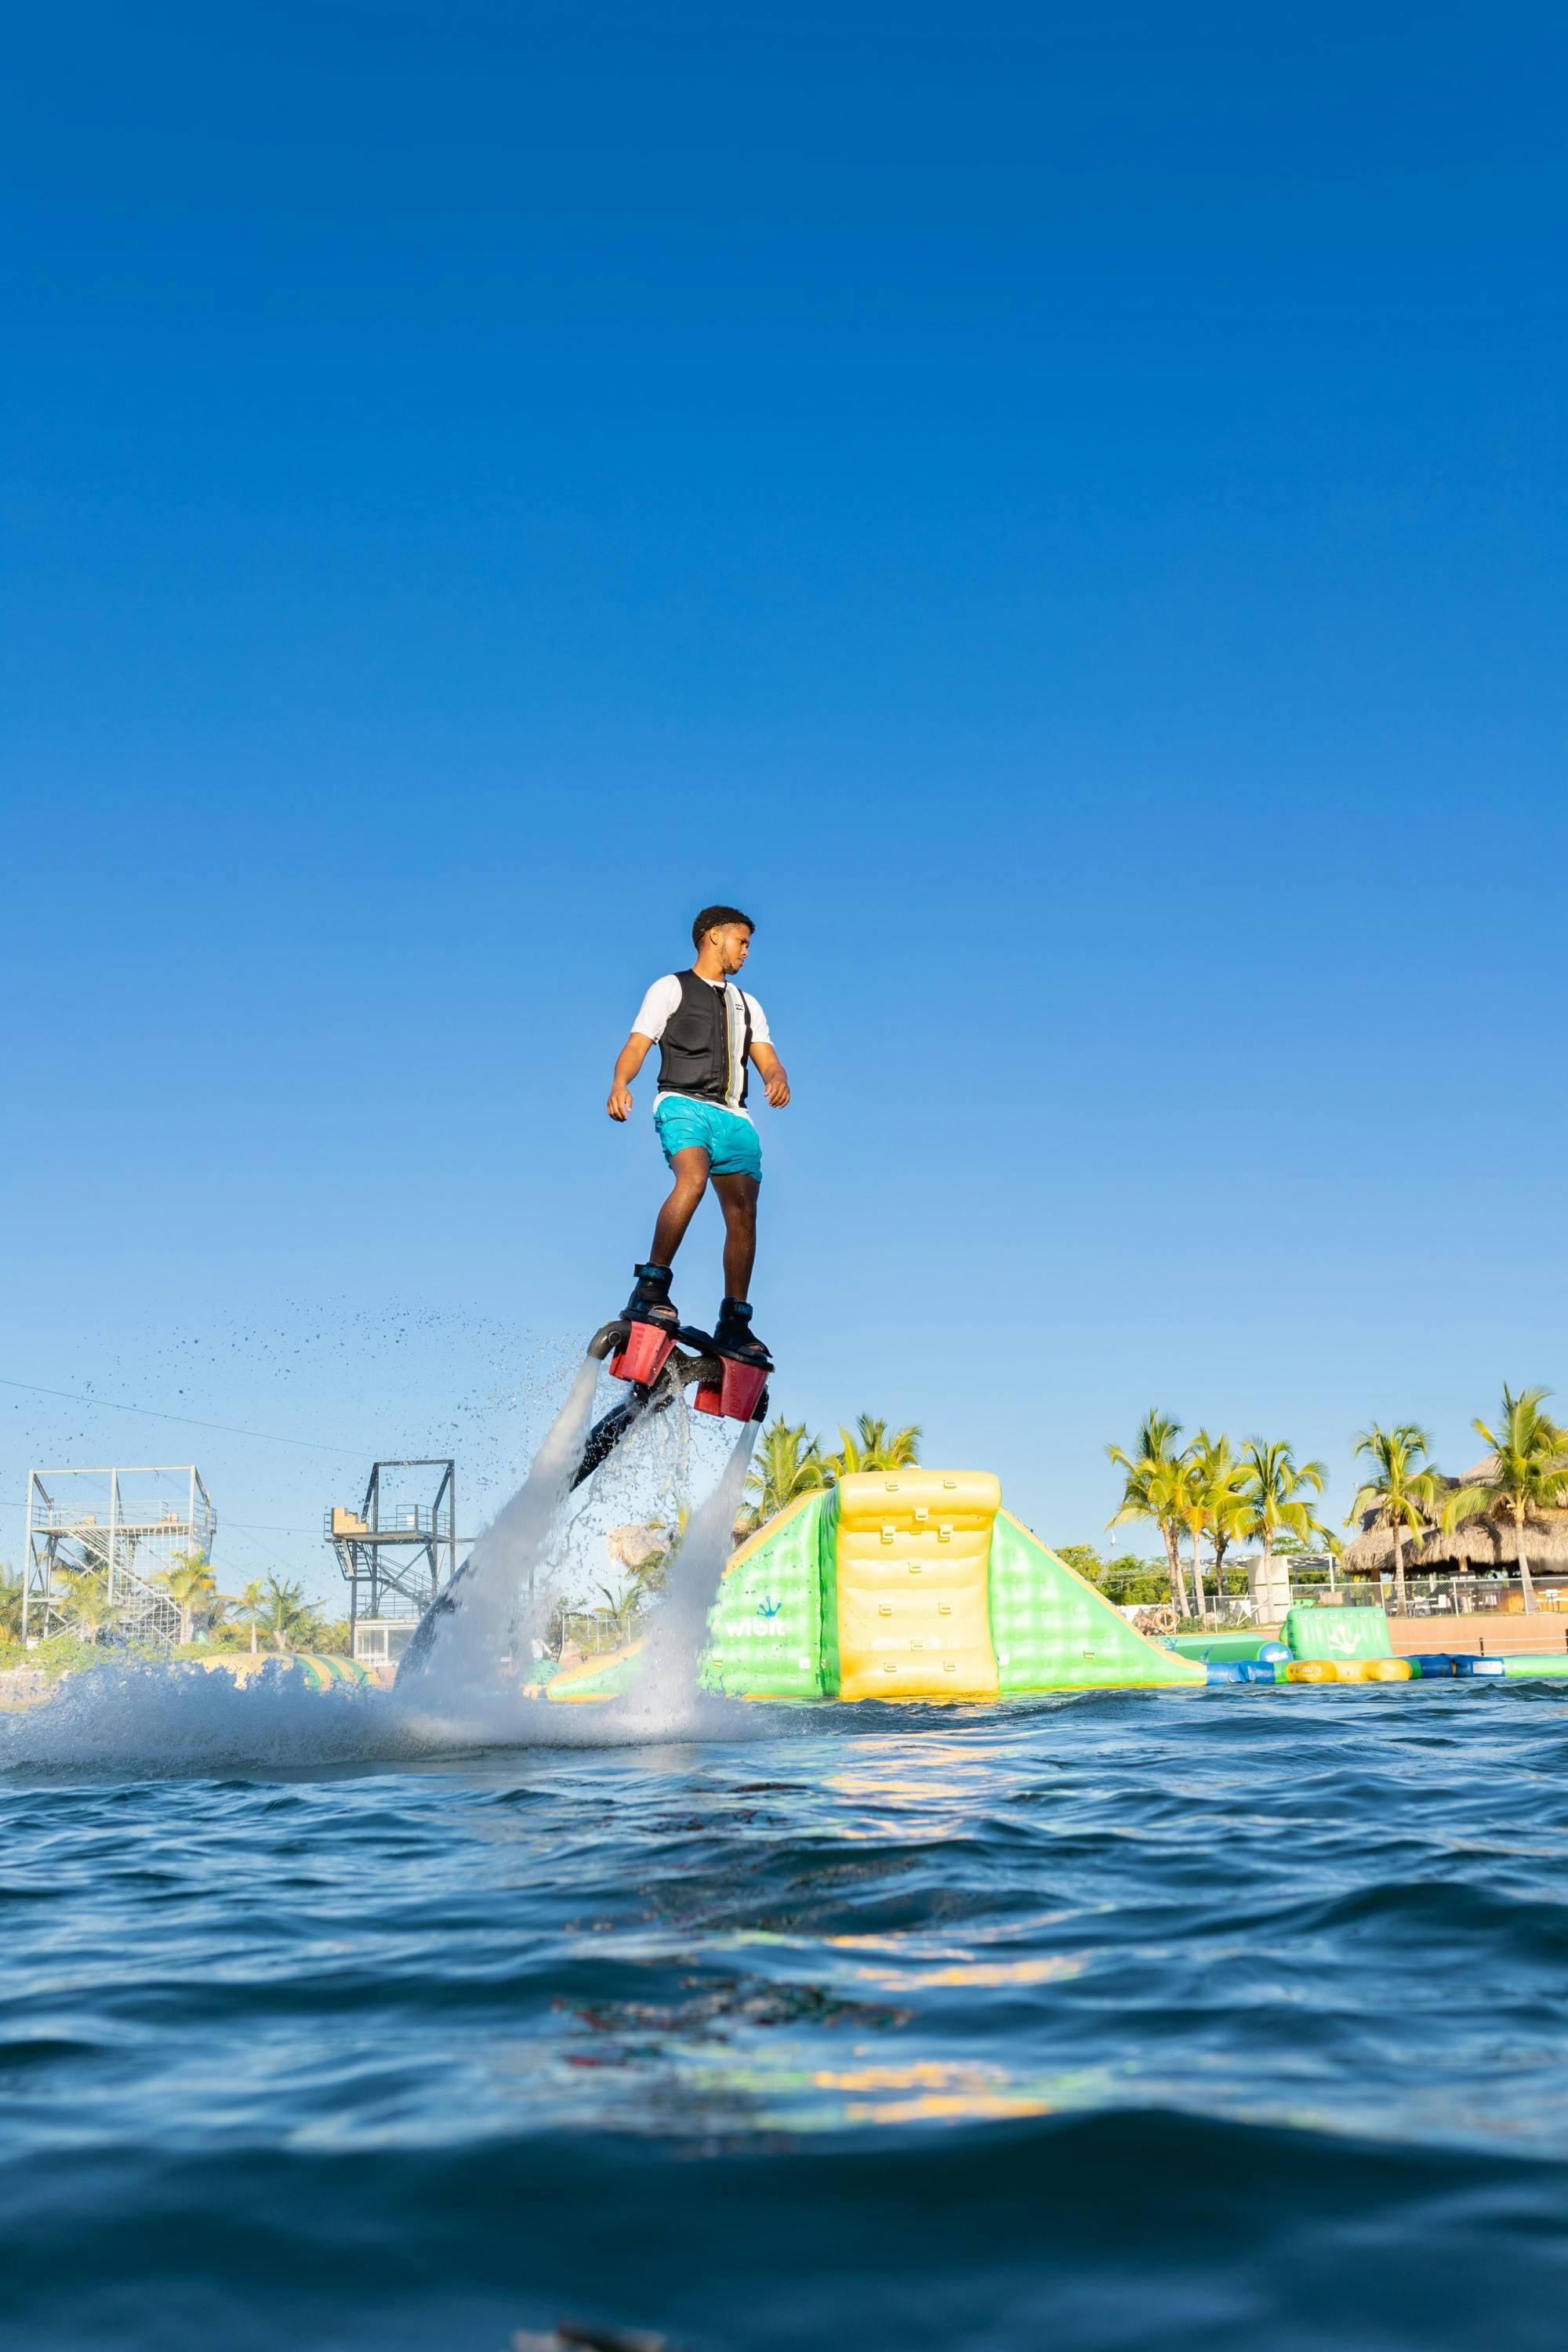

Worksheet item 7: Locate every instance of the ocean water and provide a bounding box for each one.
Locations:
[5,1676,1568,2350]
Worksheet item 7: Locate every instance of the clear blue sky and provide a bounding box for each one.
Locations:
[5,2,1565,1599]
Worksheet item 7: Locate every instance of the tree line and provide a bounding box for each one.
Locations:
[739,1411,924,1528]
[16,1378,1563,1662]
[0,1552,349,1661]
[1342,1385,1568,1614]
[1105,1414,1330,1626]
[1109,1382,1568,1621]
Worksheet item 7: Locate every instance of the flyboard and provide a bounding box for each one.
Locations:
[572,1312,770,1483]
[395,1308,768,1681]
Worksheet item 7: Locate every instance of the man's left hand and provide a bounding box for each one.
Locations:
[751,1042,790,1107]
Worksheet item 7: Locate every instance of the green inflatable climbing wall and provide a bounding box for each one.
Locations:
[691,1468,1204,1701]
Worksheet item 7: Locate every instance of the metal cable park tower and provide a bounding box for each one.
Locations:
[325,1459,457,1638]
[23,1465,216,1644]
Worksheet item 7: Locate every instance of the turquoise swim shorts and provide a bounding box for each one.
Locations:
[653,1095,763,1181]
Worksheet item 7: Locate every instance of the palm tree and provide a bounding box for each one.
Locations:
[1189,1432,1248,1619]
[61,1570,118,1645]
[1145,1457,1196,1620]
[1106,1410,1190,1617]
[593,1581,637,1634]
[0,1565,24,1643]
[824,1414,922,1478]
[231,1579,267,1656]
[156,1551,216,1645]
[1441,1385,1568,1616]
[1172,1450,1213,1626]
[742,1417,830,1528]
[1238,1439,1329,1606]
[1347,1424,1440,1615]
[1209,1483,1252,1606]
[258,1574,320,1653]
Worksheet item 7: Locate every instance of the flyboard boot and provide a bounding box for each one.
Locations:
[712,1295,771,1369]
[610,1261,680,1384]
[576,1262,689,1487]
[688,1295,772,1423]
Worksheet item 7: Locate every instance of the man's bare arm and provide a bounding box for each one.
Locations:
[607,1033,654,1121]
[750,1041,791,1108]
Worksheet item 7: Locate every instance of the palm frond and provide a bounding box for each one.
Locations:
[1439,1484,1494,1533]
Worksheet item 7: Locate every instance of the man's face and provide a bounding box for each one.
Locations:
[709,924,753,975]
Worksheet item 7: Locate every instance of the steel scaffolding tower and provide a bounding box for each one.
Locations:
[325,1459,457,1629]
[24,1465,216,1644]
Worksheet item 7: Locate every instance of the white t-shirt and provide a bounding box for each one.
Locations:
[631,974,771,1120]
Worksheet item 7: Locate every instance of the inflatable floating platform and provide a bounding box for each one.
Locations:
[1178,1611,1568,1682]
[539,1469,1568,1704]
[193,1652,372,1690]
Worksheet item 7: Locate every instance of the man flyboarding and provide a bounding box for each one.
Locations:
[397,909,783,1682]
[608,904,789,1370]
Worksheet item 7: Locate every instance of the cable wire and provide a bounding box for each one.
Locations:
[0,1377,366,1457]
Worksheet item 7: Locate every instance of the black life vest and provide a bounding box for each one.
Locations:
[656,970,751,1107]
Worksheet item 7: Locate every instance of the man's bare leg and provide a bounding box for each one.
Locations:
[712,1172,759,1301]
[650,1146,711,1268]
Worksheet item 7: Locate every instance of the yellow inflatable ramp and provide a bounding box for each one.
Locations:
[834,1470,1001,1701]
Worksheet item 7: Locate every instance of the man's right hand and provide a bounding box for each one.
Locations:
[608,1032,651,1122]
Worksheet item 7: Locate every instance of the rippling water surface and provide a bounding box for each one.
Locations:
[5,1673,1568,2348]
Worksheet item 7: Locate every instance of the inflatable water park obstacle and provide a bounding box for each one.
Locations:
[703,1471,1201,1700]
[539,1469,1202,1702]
[541,1468,1568,1704]
[194,1652,372,1690]
[1178,1603,1568,1682]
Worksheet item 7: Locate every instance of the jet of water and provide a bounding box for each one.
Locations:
[624,1415,761,1733]
[416,1353,604,1687]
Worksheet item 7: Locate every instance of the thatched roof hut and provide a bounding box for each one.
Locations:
[1341,1454,1568,1578]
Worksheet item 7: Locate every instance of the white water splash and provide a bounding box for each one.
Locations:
[0,1649,775,1774]
[416,1352,604,1689]
[0,1363,778,1774]
[0,1657,415,1773]
[622,1417,761,1736]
